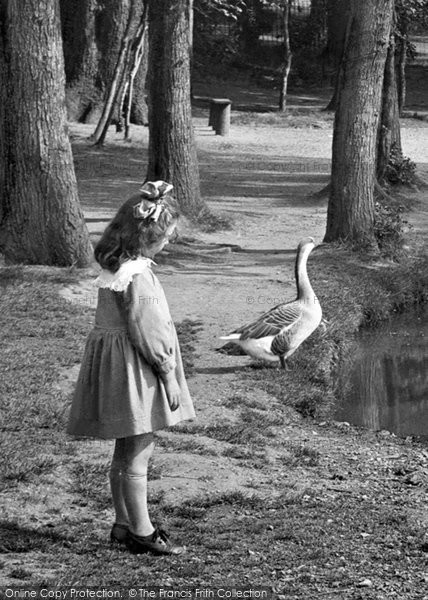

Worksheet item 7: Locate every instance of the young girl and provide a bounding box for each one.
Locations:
[67,181,195,556]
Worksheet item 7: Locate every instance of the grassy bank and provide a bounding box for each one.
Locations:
[0,246,427,596]
[239,244,428,420]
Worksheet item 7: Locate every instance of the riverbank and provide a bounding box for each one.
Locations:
[1,114,427,596]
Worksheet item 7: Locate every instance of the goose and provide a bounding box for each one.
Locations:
[219,237,322,369]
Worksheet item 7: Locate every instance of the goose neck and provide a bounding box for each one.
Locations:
[295,245,314,299]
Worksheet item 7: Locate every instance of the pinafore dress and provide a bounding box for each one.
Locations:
[67,258,195,439]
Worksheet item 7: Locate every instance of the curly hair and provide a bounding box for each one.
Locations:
[94,193,180,272]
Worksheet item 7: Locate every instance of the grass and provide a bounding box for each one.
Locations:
[230,108,335,129]
[0,267,92,484]
[2,482,424,591]
[174,318,204,376]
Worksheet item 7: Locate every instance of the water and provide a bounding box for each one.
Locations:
[335,307,428,438]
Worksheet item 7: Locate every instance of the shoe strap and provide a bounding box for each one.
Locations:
[154,527,169,544]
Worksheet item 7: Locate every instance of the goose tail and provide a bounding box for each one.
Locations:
[219,333,242,342]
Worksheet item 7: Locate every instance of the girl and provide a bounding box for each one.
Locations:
[67,181,195,556]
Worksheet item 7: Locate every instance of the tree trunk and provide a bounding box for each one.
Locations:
[91,0,142,145]
[377,33,402,183]
[324,0,394,248]
[324,0,352,111]
[279,1,292,112]
[396,35,406,114]
[125,14,148,139]
[130,38,149,125]
[146,0,204,217]
[60,0,139,124]
[0,0,92,266]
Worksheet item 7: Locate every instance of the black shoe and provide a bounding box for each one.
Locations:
[110,523,129,544]
[126,527,186,555]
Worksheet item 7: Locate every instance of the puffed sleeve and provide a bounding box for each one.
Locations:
[124,269,176,376]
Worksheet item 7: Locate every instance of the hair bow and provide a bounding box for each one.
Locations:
[133,180,174,222]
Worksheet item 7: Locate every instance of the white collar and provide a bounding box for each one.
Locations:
[94,257,155,292]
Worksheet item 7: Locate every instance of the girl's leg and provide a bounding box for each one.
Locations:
[121,433,155,537]
[109,439,129,529]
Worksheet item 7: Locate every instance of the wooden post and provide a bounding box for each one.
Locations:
[209,98,231,135]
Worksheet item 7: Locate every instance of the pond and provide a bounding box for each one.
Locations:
[335,307,428,439]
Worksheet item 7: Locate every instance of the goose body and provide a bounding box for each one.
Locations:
[220,237,322,368]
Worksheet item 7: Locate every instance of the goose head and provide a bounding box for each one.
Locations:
[297,237,316,252]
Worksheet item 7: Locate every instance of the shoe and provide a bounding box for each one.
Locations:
[125,527,186,555]
[110,523,129,544]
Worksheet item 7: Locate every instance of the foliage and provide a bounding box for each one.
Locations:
[195,0,245,20]
[193,0,324,76]
[385,144,417,185]
[193,0,244,67]
[395,0,428,35]
[374,200,408,258]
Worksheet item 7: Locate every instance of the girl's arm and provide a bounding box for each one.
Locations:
[124,270,176,375]
[124,271,180,410]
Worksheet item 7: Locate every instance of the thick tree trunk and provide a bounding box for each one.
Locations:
[60,0,100,122]
[0,0,92,266]
[324,0,352,111]
[377,34,402,183]
[146,0,204,217]
[60,0,139,124]
[324,0,394,247]
[279,1,292,112]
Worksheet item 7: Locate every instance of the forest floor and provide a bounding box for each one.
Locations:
[1,75,428,598]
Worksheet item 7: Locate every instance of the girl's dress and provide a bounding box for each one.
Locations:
[67,257,195,439]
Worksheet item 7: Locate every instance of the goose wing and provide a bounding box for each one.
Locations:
[235,301,302,340]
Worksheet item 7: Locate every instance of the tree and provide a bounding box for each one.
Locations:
[324,0,351,111]
[395,0,428,114]
[279,0,292,112]
[146,0,205,216]
[90,0,147,145]
[0,0,92,266]
[377,28,402,183]
[60,0,147,124]
[324,0,394,247]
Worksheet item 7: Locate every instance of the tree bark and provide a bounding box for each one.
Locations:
[279,1,292,112]
[90,0,143,144]
[130,38,149,126]
[324,0,352,111]
[396,35,406,114]
[324,0,394,248]
[0,0,92,266]
[146,0,204,217]
[377,32,402,183]
[60,0,140,124]
[124,13,148,139]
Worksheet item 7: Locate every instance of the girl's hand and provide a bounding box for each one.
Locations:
[161,372,181,412]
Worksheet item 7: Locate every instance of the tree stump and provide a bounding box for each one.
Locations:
[209,98,231,135]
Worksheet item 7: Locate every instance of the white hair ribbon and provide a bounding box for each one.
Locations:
[133,180,174,222]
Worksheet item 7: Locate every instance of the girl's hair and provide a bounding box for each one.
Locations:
[94,193,180,272]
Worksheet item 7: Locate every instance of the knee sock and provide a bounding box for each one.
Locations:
[109,464,129,528]
[121,471,155,537]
